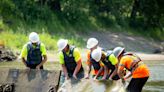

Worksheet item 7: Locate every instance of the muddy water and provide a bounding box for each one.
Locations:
[143,61,164,92]
[58,61,164,92]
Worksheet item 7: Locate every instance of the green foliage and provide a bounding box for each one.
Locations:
[0,0,15,19]
[0,31,27,49]
[12,0,54,23]
[0,27,85,50]
[0,0,163,29]
[0,0,164,50]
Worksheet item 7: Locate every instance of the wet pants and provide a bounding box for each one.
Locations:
[26,63,43,69]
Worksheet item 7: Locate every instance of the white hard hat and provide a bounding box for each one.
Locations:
[87,38,98,49]
[57,39,68,51]
[29,32,39,43]
[91,48,102,62]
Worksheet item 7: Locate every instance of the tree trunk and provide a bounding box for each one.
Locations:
[49,0,61,12]
[129,0,140,27]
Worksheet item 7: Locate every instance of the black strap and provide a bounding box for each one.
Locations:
[122,52,142,72]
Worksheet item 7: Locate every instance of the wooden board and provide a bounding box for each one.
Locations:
[0,69,61,92]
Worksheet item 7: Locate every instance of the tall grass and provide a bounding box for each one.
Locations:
[0,31,86,50]
[0,14,87,51]
[0,11,163,52]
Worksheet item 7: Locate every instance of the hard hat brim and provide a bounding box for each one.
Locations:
[117,48,125,57]
[94,48,102,62]
[86,43,98,49]
[58,40,68,51]
[87,44,92,49]
[30,39,39,43]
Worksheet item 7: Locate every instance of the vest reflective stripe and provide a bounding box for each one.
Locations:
[122,53,142,72]
[90,53,101,70]
[119,64,125,67]
[27,42,42,64]
[63,46,83,74]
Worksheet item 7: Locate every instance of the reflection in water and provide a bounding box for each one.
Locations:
[27,69,49,82]
[27,70,36,81]
[58,79,126,92]
[40,70,48,80]
[58,61,164,92]
[143,61,164,92]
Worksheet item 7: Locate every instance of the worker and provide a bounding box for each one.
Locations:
[85,38,106,80]
[20,32,47,69]
[57,39,84,80]
[115,47,150,92]
[91,48,120,80]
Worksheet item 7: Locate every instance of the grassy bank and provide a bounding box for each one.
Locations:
[0,14,163,51]
[0,31,85,50]
[0,0,164,51]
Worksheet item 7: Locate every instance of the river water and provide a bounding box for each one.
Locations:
[58,60,164,92]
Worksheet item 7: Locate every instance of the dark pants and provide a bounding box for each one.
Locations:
[106,69,120,80]
[26,63,43,69]
[127,77,149,92]
[111,74,120,80]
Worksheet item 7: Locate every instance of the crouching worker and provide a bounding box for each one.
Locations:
[85,38,105,80]
[57,39,84,81]
[20,32,47,69]
[114,47,150,92]
[91,48,120,80]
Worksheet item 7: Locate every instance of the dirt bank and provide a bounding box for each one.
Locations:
[0,48,17,62]
[46,50,164,62]
[81,31,164,53]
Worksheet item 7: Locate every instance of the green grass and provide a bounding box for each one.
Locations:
[0,13,163,52]
[0,14,87,51]
[0,30,86,51]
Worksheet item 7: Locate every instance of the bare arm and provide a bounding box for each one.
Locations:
[117,68,125,80]
[109,64,118,79]
[102,65,108,80]
[21,57,28,67]
[62,64,69,79]
[124,71,132,80]
[36,55,47,69]
[85,63,91,79]
[94,67,104,79]
[73,59,82,78]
